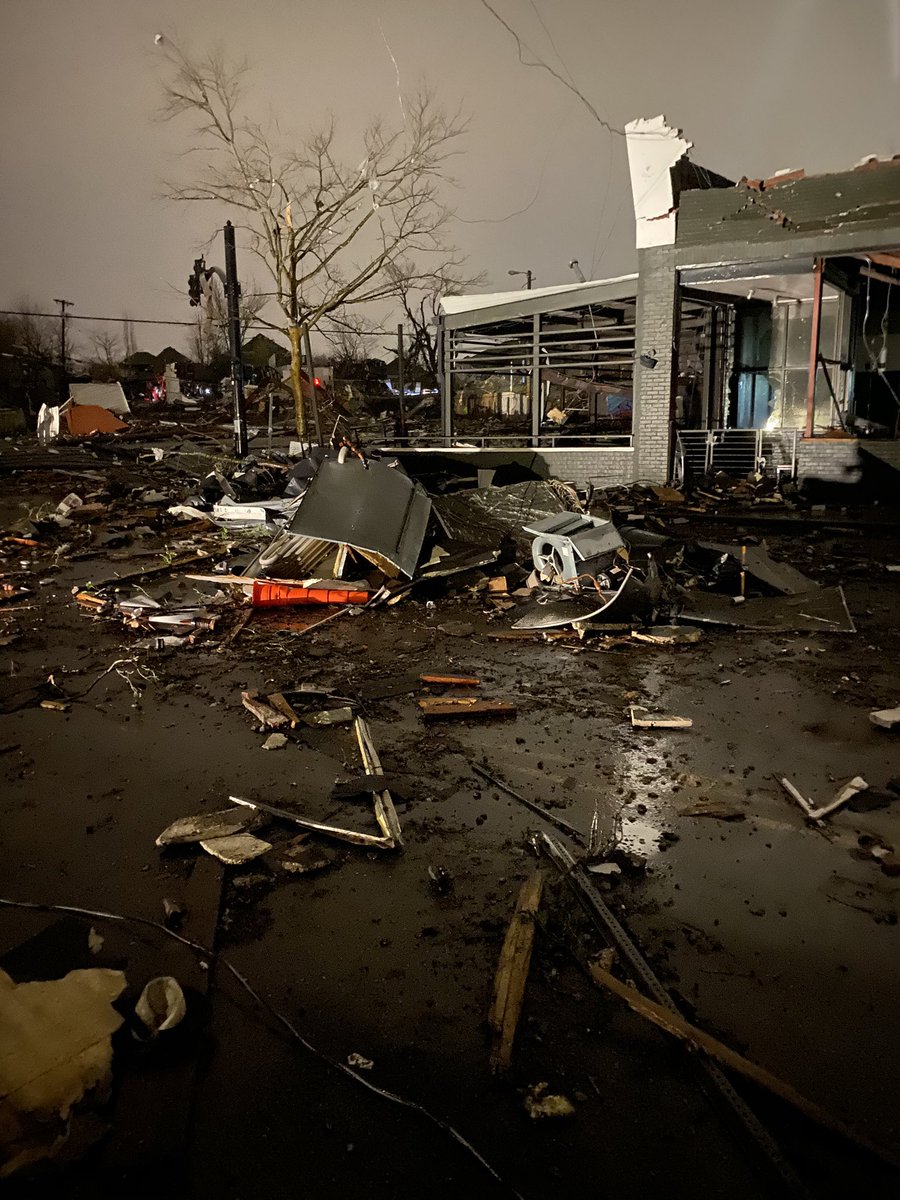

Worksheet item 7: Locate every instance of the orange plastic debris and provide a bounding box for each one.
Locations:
[64,405,128,436]
[251,581,369,608]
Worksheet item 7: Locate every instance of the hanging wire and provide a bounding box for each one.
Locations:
[0,896,521,1199]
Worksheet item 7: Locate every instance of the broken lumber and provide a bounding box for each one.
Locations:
[96,550,220,590]
[777,775,867,823]
[228,794,395,850]
[241,690,288,729]
[420,674,481,687]
[629,706,692,729]
[488,870,543,1074]
[267,692,302,727]
[354,716,403,848]
[588,963,900,1171]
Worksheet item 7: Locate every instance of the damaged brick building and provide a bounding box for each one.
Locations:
[436,117,900,494]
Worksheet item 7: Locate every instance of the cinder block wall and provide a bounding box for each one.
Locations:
[633,248,678,483]
[535,448,635,489]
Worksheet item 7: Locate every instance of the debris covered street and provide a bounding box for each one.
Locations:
[1,429,899,1198]
[3,4,900,1194]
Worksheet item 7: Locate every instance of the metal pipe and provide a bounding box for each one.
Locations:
[805,257,824,438]
[397,322,407,439]
[531,312,541,446]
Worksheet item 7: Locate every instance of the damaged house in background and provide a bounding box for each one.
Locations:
[430,116,900,496]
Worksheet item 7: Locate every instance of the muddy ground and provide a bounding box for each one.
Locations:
[1,448,899,1199]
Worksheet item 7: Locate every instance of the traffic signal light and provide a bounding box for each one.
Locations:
[188,257,206,306]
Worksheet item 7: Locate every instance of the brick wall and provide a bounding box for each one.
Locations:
[633,248,678,483]
[379,446,637,490]
[534,447,635,489]
[796,438,862,485]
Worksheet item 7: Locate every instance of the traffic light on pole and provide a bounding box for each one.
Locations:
[188,257,206,306]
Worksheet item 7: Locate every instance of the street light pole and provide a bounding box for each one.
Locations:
[222,222,248,458]
[53,298,73,404]
[507,269,533,290]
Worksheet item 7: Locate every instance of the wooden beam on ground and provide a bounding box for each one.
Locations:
[589,964,900,1171]
[488,870,544,1074]
[420,674,481,687]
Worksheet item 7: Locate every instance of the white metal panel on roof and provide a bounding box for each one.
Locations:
[439,274,638,316]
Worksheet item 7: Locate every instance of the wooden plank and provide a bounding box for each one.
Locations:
[241,690,288,728]
[267,692,301,727]
[488,870,544,1074]
[420,674,481,687]
[589,964,900,1170]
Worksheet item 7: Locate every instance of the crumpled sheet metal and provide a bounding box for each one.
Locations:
[245,529,336,580]
[697,541,816,595]
[677,585,855,633]
[288,458,431,580]
[512,568,645,629]
[433,481,568,555]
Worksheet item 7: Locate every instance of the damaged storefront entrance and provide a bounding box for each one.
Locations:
[672,256,882,482]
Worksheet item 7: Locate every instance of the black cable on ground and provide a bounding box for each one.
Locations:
[0,896,521,1199]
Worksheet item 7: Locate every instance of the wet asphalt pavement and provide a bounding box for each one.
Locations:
[1,467,899,1199]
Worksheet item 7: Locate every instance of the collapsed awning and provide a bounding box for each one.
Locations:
[287,457,431,580]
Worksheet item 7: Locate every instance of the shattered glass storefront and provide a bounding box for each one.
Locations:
[677,261,865,435]
[438,277,638,445]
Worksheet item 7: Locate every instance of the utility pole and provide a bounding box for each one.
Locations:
[222,222,248,458]
[397,322,407,440]
[507,269,533,290]
[53,299,73,399]
[302,325,323,446]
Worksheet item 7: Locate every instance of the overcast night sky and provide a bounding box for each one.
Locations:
[1,0,899,355]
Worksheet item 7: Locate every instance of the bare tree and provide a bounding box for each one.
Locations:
[159,43,467,437]
[205,274,267,344]
[7,299,58,363]
[86,329,124,381]
[188,309,225,367]
[90,330,121,366]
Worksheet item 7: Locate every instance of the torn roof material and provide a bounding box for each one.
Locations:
[63,404,127,436]
[625,115,692,249]
[677,156,900,247]
[288,457,431,580]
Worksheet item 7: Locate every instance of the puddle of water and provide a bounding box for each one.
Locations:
[620,815,663,853]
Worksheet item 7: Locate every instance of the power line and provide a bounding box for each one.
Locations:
[0,309,196,328]
[0,309,400,338]
[479,0,625,137]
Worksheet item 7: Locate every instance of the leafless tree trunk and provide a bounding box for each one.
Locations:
[159,43,468,438]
